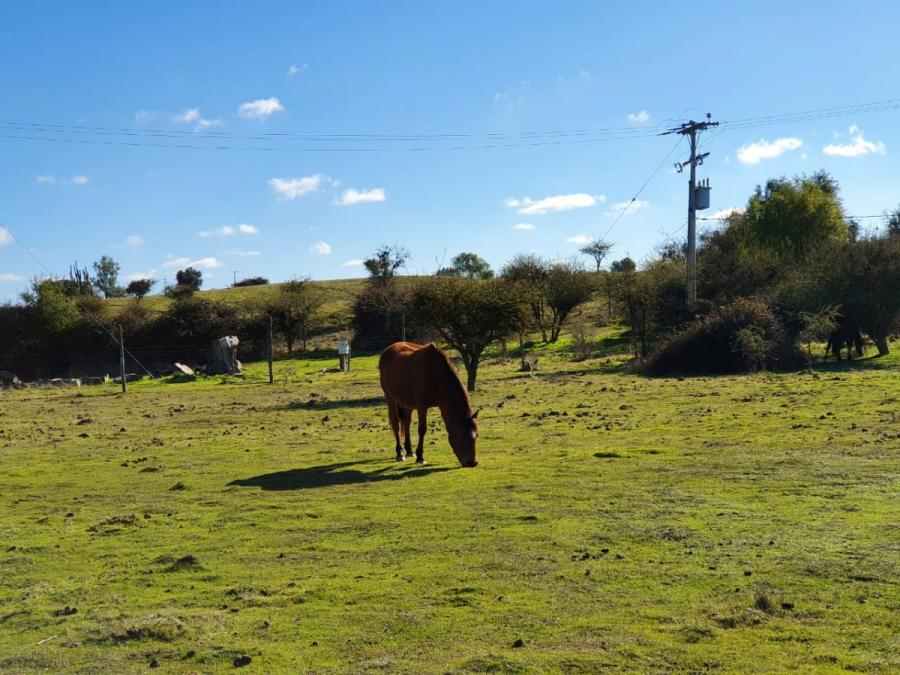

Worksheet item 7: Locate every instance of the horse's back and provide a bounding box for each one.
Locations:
[379,342,435,407]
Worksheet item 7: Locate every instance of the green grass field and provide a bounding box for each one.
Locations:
[1,337,898,673]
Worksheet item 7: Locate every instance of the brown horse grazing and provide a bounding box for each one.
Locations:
[378,342,479,467]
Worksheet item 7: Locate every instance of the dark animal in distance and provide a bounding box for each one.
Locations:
[824,315,864,361]
[378,342,479,467]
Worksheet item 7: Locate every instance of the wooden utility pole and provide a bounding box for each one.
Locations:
[662,115,718,306]
[267,315,274,384]
[119,325,127,393]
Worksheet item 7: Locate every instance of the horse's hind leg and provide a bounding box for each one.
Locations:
[387,400,403,461]
[400,407,414,458]
[415,408,427,464]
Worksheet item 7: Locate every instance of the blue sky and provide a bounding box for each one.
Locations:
[2,1,899,301]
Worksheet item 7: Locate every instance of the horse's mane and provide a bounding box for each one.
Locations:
[428,345,472,417]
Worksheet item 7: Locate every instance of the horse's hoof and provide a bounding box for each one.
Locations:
[415,458,426,465]
[395,455,405,462]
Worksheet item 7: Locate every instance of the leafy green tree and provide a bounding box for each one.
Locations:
[269,279,324,354]
[544,262,597,342]
[579,239,613,272]
[22,279,81,335]
[125,278,154,299]
[411,277,524,391]
[92,256,123,298]
[448,252,494,279]
[176,267,203,291]
[741,171,848,258]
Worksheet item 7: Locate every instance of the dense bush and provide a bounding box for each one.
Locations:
[234,277,269,287]
[642,298,804,375]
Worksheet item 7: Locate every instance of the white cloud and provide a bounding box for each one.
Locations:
[0,228,11,246]
[513,222,535,231]
[268,174,327,200]
[194,118,223,130]
[578,69,591,79]
[134,110,160,124]
[123,269,157,282]
[172,107,222,132]
[224,249,262,257]
[608,199,649,216]
[112,234,144,249]
[737,137,803,165]
[341,259,365,267]
[199,225,235,238]
[823,125,886,157]
[628,110,650,124]
[0,273,23,282]
[173,108,200,124]
[238,97,285,120]
[199,223,258,238]
[505,192,597,215]
[162,256,222,269]
[287,63,309,76]
[709,207,745,220]
[567,234,592,245]
[38,175,90,186]
[310,241,331,255]
[338,187,386,205]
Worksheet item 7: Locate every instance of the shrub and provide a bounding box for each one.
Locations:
[234,277,269,287]
[642,298,804,375]
[166,284,195,300]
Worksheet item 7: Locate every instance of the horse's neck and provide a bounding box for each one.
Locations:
[434,356,471,424]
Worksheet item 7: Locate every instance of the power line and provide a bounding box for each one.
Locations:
[1,224,155,378]
[599,136,684,240]
[1,95,898,153]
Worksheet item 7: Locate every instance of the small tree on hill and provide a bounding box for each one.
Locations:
[501,254,550,341]
[269,279,324,354]
[544,261,597,342]
[92,256,123,298]
[364,245,408,285]
[411,277,524,391]
[448,252,494,279]
[126,278,154,300]
[176,267,203,291]
[579,239,613,272]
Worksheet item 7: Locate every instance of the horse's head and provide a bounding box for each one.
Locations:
[448,409,479,467]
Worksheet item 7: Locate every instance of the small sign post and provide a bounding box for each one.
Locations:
[338,338,351,372]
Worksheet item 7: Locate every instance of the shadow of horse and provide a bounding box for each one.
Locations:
[281,395,385,412]
[227,459,453,490]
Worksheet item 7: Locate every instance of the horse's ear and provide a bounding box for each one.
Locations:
[427,342,438,351]
[471,408,480,420]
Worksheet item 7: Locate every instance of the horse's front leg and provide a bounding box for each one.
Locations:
[416,408,427,464]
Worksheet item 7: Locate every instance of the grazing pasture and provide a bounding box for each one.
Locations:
[1,338,898,672]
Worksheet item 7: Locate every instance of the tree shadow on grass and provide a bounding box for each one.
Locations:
[228,459,454,490]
